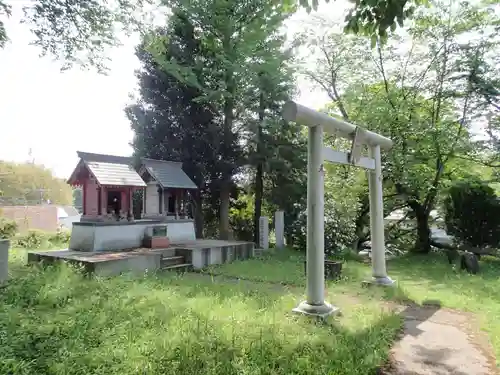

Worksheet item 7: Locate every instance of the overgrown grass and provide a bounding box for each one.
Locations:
[208,248,500,366]
[4,246,500,373]
[2,249,401,375]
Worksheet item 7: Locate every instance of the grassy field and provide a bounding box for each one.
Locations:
[205,249,500,364]
[2,247,500,374]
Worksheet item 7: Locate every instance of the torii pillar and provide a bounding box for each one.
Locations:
[283,101,395,318]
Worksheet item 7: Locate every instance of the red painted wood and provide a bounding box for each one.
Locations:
[151,237,170,249]
[82,181,87,215]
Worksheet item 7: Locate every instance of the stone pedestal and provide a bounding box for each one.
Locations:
[292,301,340,319]
[259,216,269,249]
[0,239,9,283]
[362,276,396,287]
[275,211,285,249]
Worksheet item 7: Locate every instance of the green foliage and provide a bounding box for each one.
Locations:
[0,160,73,205]
[0,217,17,239]
[47,228,72,245]
[444,180,500,247]
[13,230,49,249]
[2,0,149,72]
[1,254,403,375]
[10,229,70,249]
[0,0,10,48]
[127,13,239,238]
[229,192,255,241]
[294,0,427,41]
[1,0,428,73]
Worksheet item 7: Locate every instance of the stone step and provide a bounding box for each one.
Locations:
[161,255,184,261]
[160,255,185,267]
[161,263,193,272]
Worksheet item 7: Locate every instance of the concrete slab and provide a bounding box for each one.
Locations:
[28,240,255,276]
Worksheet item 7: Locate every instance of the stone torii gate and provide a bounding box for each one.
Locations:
[283,101,395,318]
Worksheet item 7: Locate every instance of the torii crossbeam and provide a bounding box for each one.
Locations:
[283,101,395,318]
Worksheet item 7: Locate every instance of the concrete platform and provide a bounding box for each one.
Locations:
[28,240,255,277]
[69,219,196,252]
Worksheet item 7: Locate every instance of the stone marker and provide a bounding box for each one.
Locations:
[0,239,9,283]
[259,216,269,249]
[275,210,285,249]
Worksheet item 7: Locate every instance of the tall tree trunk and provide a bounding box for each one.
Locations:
[412,206,431,253]
[253,87,265,244]
[351,194,370,251]
[219,31,235,241]
[193,193,204,238]
[219,183,231,240]
[220,72,234,240]
[253,162,263,244]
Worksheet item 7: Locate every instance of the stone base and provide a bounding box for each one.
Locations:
[0,239,9,284]
[362,276,396,287]
[292,300,340,318]
[28,240,255,276]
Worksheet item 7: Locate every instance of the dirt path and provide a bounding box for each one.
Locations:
[383,303,497,375]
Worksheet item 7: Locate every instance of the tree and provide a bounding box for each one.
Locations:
[264,123,308,248]
[127,13,228,238]
[303,0,500,253]
[297,22,398,250]
[444,180,500,248]
[0,0,431,72]
[146,0,293,239]
[1,0,149,71]
[296,0,430,41]
[0,160,73,205]
[244,42,297,244]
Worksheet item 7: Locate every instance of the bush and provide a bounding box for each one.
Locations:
[48,228,72,245]
[13,230,49,249]
[229,194,255,242]
[287,209,356,256]
[444,180,500,247]
[0,218,17,239]
[12,229,72,249]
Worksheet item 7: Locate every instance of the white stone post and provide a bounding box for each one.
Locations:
[292,126,338,317]
[367,145,394,285]
[259,216,269,249]
[142,187,146,218]
[275,210,285,249]
[0,239,9,284]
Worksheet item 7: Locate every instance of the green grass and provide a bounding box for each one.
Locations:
[2,248,401,375]
[4,247,500,374]
[207,249,500,366]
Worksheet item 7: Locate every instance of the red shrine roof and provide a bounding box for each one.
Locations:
[67,151,146,187]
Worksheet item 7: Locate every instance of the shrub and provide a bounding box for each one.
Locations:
[0,218,17,239]
[229,194,255,242]
[13,230,49,249]
[48,228,71,245]
[444,180,500,247]
[287,209,356,256]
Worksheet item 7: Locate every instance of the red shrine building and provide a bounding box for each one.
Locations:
[67,151,197,221]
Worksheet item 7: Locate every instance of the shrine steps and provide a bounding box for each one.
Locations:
[160,255,193,272]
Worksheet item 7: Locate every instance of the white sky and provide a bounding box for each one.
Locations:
[0,1,346,179]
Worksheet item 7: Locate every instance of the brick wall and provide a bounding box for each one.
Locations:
[0,205,59,233]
